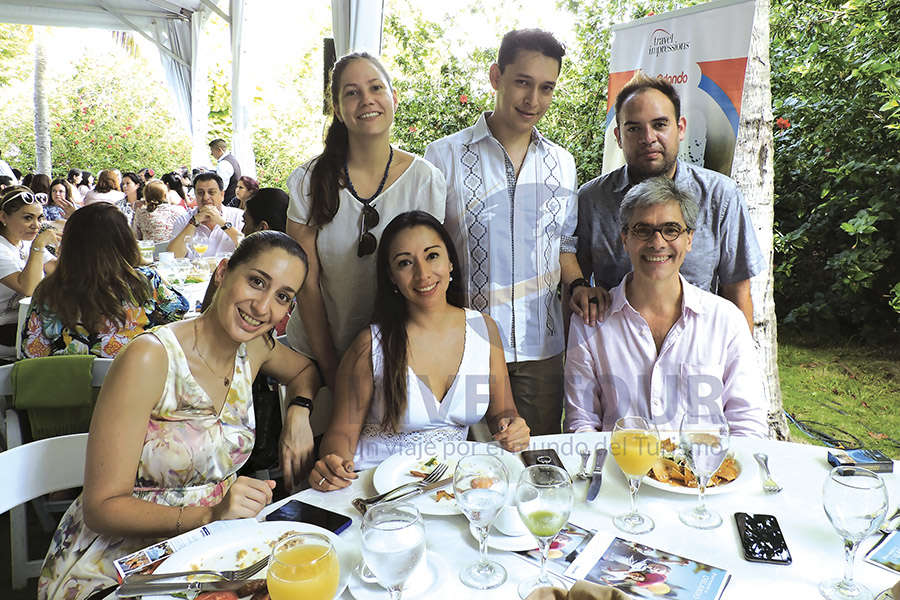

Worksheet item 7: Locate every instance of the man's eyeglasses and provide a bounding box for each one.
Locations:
[357,203,380,257]
[1,189,38,210]
[624,222,692,242]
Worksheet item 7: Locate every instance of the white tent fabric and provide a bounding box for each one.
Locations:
[332,0,384,57]
[229,0,255,178]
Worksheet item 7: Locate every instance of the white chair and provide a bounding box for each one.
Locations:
[0,433,89,589]
[15,297,31,360]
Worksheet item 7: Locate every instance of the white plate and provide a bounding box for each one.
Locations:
[144,520,358,600]
[469,522,537,552]
[371,441,523,516]
[348,551,447,599]
[640,445,752,496]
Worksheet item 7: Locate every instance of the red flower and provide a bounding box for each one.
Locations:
[775,117,791,130]
[646,11,655,16]
[408,125,417,133]
[82,106,88,113]
[125,125,132,131]
[90,119,95,125]
[107,144,112,148]
[121,133,127,138]
[55,122,60,127]
[73,140,79,145]
[109,135,114,140]
[90,139,95,143]
[459,94,468,104]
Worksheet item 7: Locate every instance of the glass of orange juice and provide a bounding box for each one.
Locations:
[609,416,660,534]
[267,532,340,600]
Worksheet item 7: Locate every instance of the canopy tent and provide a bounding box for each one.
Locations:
[0,0,384,179]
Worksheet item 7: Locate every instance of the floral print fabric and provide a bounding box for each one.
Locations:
[37,325,255,600]
[22,266,189,358]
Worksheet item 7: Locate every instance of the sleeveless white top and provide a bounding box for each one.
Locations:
[354,308,492,469]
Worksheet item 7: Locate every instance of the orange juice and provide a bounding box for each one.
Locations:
[193,243,209,255]
[611,429,660,477]
[267,543,339,600]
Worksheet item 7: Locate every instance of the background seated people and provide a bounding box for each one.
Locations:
[563,177,767,437]
[45,178,79,222]
[162,171,190,210]
[77,170,93,198]
[310,211,529,490]
[167,172,243,259]
[0,186,58,359]
[38,232,320,600]
[235,175,259,210]
[22,203,188,358]
[82,169,125,206]
[118,171,143,226]
[134,178,186,242]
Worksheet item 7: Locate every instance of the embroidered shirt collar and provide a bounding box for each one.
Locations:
[470,112,544,148]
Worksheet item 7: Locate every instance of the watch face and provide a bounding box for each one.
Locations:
[222,222,232,230]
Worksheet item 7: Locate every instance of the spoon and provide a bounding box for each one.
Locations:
[753,452,783,493]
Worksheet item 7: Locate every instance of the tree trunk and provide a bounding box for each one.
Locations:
[731,0,789,440]
[33,27,51,175]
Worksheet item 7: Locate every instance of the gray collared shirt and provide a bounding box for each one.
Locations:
[575,161,765,293]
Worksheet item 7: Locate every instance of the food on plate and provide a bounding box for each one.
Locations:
[434,490,455,502]
[196,592,239,599]
[408,456,439,478]
[470,476,496,489]
[648,438,739,488]
[409,470,429,478]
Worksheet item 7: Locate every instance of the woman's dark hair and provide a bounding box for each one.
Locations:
[95,170,119,193]
[21,173,33,188]
[238,175,259,195]
[121,172,144,203]
[32,203,152,334]
[50,178,74,205]
[80,170,92,185]
[245,188,288,233]
[372,211,464,431]
[161,172,187,201]
[66,169,81,184]
[226,230,308,276]
[29,173,51,196]
[307,52,392,228]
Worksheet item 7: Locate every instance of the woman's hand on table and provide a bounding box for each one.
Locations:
[309,454,357,491]
[280,405,315,492]
[212,476,275,520]
[493,416,530,452]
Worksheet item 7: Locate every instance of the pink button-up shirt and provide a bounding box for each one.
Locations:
[564,274,767,437]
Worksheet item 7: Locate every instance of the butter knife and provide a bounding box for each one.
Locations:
[117,577,260,597]
[586,448,608,501]
[352,476,452,514]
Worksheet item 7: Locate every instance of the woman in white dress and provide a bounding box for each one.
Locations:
[310,212,529,487]
[286,52,446,394]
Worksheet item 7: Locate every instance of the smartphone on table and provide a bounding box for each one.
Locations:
[520,448,566,469]
[265,500,352,535]
[734,512,792,565]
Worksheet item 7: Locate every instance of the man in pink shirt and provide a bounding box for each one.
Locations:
[564,177,767,437]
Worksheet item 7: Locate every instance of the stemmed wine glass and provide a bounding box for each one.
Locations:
[515,464,574,599]
[820,466,888,600]
[609,416,660,534]
[361,502,426,600]
[678,410,730,529]
[453,454,509,589]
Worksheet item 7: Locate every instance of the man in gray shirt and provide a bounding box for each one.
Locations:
[576,72,764,330]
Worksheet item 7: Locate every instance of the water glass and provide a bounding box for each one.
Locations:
[137,239,155,264]
[609,416,660,534]
[515,464,574,598]
[678,410,730,529]
[361,502,426,600]
[266,532,339,600]
[453,454,509,589]
[820,466,888,600]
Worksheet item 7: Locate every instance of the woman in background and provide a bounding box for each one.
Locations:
[82,170,125,206]
[78,170,93,198]
[235,175,259,210]
[23,202,188,358]
[162,171,190,210]
[133,179,186,243]
[44,178,79,222]
[66,169,83,203]
[119,171,143,225]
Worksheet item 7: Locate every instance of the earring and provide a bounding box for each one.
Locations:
[449,275,453,282]
[392,285,399,294]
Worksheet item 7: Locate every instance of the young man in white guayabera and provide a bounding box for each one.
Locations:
[167,172,243,259]
[425,29,603,436]
[576,72,764,331]
[564,177,767,437]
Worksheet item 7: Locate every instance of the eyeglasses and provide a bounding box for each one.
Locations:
[1,189,38,210]
[625,222,692,242]
[357,203,380,257]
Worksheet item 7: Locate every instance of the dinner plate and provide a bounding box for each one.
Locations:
[348,551,448,599]
[143,520,358,600]
[640,445,753,496]
[469,522,537,552]
[371,441,523,516]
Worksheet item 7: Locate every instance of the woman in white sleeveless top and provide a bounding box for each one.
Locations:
[310,212,530,488]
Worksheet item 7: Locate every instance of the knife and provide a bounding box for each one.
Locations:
[586,448,608,501]
[352,476,453,514]
[116,577,262,597]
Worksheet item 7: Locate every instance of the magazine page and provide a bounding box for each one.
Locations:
[866,531,900,575]
[514,521,598,580]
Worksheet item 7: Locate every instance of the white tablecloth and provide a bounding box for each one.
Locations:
[264,434,899,599]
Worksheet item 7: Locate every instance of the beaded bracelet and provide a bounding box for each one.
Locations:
[175,506,185,535]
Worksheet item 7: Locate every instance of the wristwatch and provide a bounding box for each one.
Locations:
[221,222,232,231]
[569,277,589,296]
[289,396,314,412]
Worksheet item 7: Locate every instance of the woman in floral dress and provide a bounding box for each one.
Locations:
[38,231,320,600]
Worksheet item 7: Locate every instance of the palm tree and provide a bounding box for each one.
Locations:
[33,26,50,175]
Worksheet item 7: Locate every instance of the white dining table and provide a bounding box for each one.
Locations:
[262,433,899,599]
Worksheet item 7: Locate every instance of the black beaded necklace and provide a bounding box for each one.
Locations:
[344,146,394,203]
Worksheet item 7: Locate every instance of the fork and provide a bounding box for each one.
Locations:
[124,554,269,583]
[356,462,448,506]
[575,448,591,480]
[879,507,900,535]
[753,452,783,493]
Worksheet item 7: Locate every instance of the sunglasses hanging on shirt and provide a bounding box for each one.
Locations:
[344,146,393,257]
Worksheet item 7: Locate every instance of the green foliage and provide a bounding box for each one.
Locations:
[771,0,900,339]
[0,24,33,86]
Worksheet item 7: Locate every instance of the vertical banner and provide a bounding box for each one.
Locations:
[601,0,756,177]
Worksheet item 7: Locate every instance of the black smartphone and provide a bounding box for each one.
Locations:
[265,500,352,535]
[734,512,792,565]
[521,448,566,469]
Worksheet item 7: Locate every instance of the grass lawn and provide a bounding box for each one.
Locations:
[778,332,900,459]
